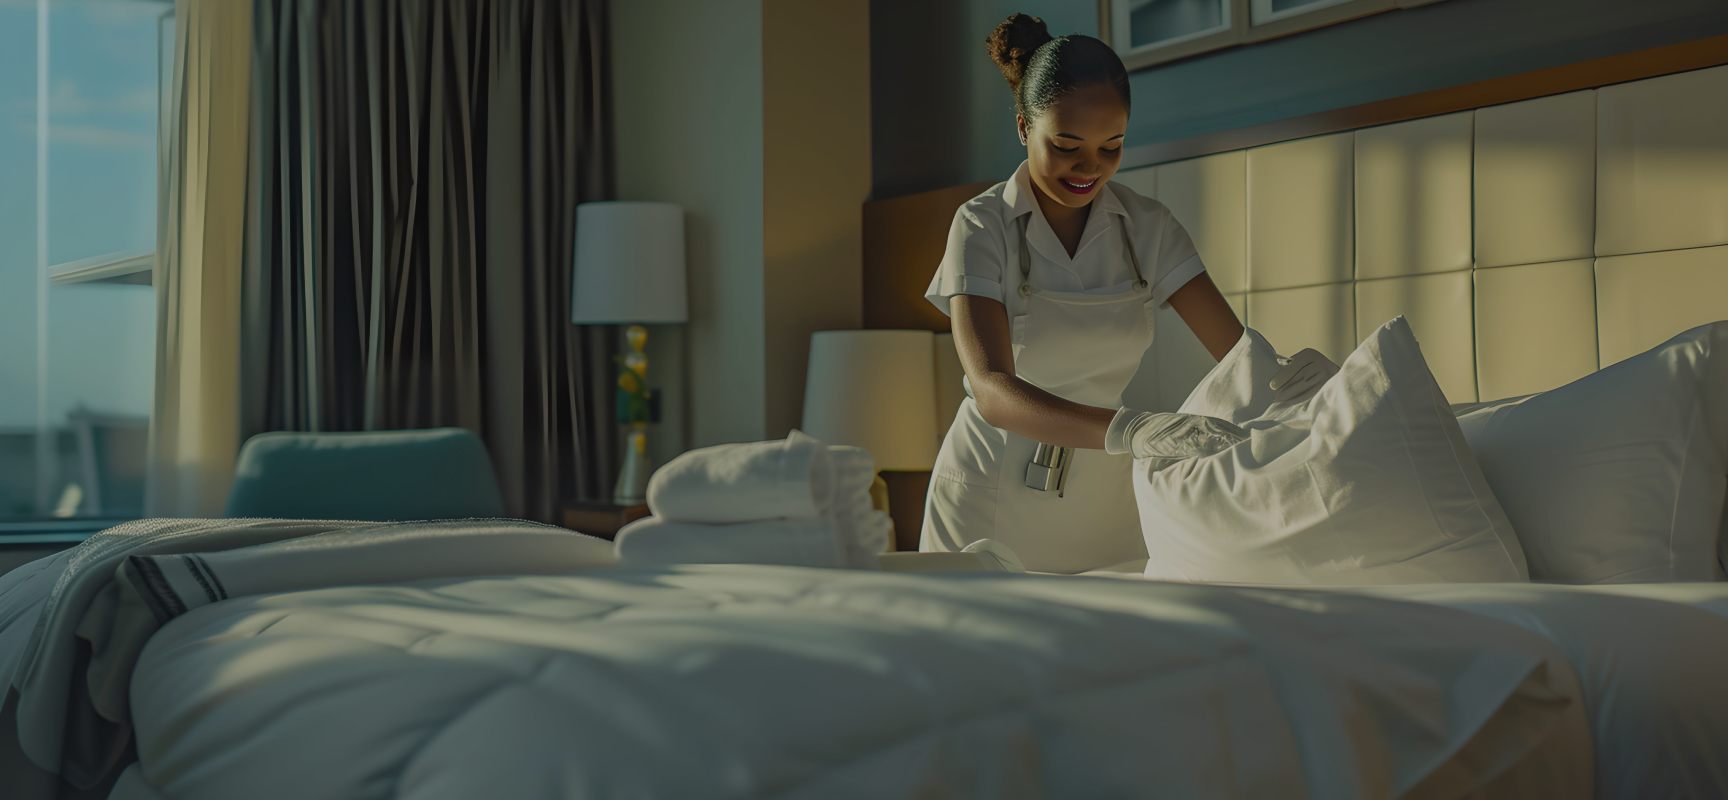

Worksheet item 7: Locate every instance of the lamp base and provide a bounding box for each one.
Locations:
[613,426,651,506]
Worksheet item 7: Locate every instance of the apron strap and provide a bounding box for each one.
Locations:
[1018,216,1032,298]
[1117,218,1149,292]
[1017,207,1149,298]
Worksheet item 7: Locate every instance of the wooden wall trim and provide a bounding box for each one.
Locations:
[1120,32,1728,169]
[862,180,993,331]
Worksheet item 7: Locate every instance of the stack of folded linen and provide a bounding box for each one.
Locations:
[614,430,892,570]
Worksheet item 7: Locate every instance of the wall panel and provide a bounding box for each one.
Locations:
[1155,152,1248,294]
[1474,91,1596,268]
[1247,133,1355,291]
[1596,245,1728,366]
[1355,271,1477,401]
[1596,65,1728,257]
[1474,260,1598,400]
[1355,111,1474,280]
[1245,283,1356,365]
[1111,165,1158,201]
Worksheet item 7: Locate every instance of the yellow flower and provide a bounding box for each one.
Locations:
[618,372,640,394]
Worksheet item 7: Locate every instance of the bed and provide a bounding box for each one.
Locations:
[112,564,1594,800]
[53,561,1716,800]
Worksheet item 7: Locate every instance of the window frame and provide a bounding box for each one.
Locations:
[1100,0,1448,71]
[3,0,172,531]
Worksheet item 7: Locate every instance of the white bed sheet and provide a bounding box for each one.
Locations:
[117,565,1583,800]
[1080,560,1728,800]
[1341,582,1728,800]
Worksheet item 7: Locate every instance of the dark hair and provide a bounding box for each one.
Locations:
[986,14,1131,123]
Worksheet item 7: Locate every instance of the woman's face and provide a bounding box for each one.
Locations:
[1018,84,1127,210]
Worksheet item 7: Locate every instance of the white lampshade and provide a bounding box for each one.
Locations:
[931,332,966,449]
[802,330,939,471]
[572,201,688,324]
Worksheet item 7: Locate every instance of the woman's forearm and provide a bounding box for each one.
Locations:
[952,294,1118,449]
[969,371,1116,449]
[1167,273,1244,362]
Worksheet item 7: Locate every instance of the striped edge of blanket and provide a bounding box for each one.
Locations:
[119,556,211,624]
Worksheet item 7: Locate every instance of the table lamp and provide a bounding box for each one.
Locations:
[801,330,940,545]
[572,201,688,505]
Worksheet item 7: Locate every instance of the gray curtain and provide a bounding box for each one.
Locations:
[240,0,618,523]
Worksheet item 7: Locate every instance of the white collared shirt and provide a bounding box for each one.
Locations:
[925,160,1206,314]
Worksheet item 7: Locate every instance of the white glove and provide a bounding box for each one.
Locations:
[1269,348,1340,404]
[1105,407,1247,463]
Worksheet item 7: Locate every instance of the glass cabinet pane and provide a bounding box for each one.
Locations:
[1122,0,1231,51]
[1250,0,1356,26]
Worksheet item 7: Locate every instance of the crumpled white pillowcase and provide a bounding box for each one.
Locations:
[1457,322,1728,583]
[1135,317,1529,585]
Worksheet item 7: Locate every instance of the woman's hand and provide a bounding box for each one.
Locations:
[1106,408,1247,463]
[1269,348,1340,404]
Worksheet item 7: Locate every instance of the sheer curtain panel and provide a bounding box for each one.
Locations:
[146,0,253,518]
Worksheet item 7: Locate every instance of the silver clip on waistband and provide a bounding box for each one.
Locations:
[1024,443,1071,497]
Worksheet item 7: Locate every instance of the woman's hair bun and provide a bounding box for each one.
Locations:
[986,13,1054,93]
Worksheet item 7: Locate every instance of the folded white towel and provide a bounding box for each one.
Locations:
[647,430,875,525]
[640,431,888,567]
[817,444,890,566]
[615,513,891,570]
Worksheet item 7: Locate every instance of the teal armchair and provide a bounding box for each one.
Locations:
[225,428,507,521]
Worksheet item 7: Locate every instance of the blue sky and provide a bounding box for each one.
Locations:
[0,0,168,428]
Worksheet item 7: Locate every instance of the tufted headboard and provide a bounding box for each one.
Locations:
[1115,63,1728,412]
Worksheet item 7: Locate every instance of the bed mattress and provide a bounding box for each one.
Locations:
[116,565,1582,800]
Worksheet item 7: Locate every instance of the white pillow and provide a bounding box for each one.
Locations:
[1456,322,1728,583]
[1135,317,1528,585]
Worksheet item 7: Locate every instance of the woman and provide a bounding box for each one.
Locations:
[919,14,1336,573]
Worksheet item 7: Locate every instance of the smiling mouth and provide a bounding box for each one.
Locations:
[1059,177,1099,194]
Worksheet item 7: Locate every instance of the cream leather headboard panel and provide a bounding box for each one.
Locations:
[1474,90,1596,268]
[1116,63,1728,410]
[1473,259,1597,399]
[1595,67,1728,257]
[1597,247,1728,366]
[1246,133,1355,292]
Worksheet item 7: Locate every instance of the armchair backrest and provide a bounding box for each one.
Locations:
[225,428,506,521]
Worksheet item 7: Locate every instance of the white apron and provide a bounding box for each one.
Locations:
[921,213,1156,574]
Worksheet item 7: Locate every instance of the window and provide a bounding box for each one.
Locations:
[1104,0,1449,70]
[0,0,170,527]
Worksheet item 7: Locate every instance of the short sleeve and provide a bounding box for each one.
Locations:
[925,203,1008,317]
[1145,207,1205,309]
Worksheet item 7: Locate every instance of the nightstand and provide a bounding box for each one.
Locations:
[563,502,650,540]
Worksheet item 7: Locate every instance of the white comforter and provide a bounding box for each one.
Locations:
[115,565,1582,800]
[0,518,616,798]
[1344,582,1728,799]
[1081,559,1728,800]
